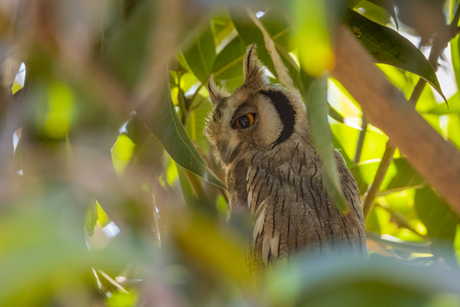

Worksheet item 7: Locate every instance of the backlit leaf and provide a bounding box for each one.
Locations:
[111,135,136,175]
[415,187,460,264]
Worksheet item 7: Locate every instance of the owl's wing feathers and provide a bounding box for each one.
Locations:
[246,140,367,266]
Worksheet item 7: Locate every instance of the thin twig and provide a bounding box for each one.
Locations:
[362,142,396,219]
[376,203,426,238]
[184,169,206,199]
[354,115,368,163]
[366,232,432,254]
[189,82,205,111]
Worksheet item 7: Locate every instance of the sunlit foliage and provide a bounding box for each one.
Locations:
[2,0,460,306]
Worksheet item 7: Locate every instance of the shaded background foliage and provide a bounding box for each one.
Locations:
[2,0,460,306]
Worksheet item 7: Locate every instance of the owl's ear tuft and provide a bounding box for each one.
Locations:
[208,75,227,105]
[243,44,267,88]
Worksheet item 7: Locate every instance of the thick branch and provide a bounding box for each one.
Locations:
[332,25,460,216]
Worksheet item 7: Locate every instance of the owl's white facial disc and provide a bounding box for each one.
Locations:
[206,88,297,166]
[205,44,301,167]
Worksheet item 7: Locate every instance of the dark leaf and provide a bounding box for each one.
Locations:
[144,82,226,189]
[344,9,446,101]
[106,2,154,89]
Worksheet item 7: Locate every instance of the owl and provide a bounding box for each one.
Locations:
[205,44,367,267]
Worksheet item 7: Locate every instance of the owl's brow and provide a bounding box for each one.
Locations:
[233,101,255,119]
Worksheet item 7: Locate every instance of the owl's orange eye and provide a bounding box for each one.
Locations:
[235,113,255,129]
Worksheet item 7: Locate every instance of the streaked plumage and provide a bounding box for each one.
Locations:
[205,45,367,267]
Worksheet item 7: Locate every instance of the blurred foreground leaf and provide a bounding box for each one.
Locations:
[106,1,154,88]
[111,135,136,175]
[305,76,348,212]
[265,255,460,307]
[293,0,338,76]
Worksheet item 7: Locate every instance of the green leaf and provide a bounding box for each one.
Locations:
[229,9,277,76]
[350,160,380,195]
[293,0,338,76]
[366,0,398,28]
[415,188,460,241]
[328,104,346,124]
[380,158,425,195]
[84,201,98,236]
[266,254,460,306]
[211,14,234,46]
[106,291,138,307]
[349,158,425,196]
[226,10,302,90]
[305,76,348,212]
[186,96,212,152]
[111,135,136,175]
[212,36,246,80]
[106,1,154,89]
[144,82,226,189]
[259,10,293,51]
[344,9,446,100]
[423,92,460,115]
[96,201,111,228]
[177,165,196,206]
[415,187,460,265]
[183,23,216,83]
[447,114,460,149]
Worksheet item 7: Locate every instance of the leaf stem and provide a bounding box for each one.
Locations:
[184,169,207,199]
[362,142,396,219]
[189,81,205,111]
[177,73,188,125]
[366,232,432,254]
[354,115,368,164]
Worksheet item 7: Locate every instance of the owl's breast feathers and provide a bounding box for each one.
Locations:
[227,137,367,267]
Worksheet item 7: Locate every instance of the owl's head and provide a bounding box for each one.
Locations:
[205,44,307,167]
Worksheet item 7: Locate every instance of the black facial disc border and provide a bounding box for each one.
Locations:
[259,90,296,145]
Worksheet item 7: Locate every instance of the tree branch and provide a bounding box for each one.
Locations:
[356,6,460,218]
[332,25,460,216]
